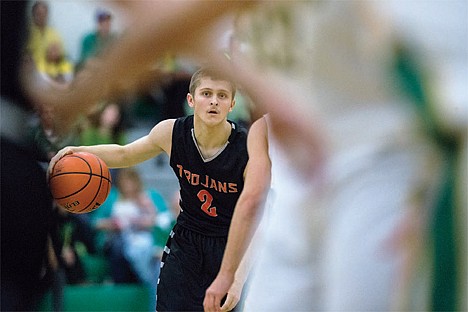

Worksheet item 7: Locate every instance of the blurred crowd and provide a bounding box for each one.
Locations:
[25,0,169,280]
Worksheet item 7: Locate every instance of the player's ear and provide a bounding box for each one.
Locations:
[187,93,195,108]
[229,99,236,112]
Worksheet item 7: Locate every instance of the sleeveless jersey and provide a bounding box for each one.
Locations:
[170,115,248,236]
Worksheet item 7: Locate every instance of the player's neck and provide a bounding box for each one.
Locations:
[194,120,231,147]
[192,120,232,159]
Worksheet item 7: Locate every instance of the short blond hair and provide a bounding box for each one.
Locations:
[189,67,237,99]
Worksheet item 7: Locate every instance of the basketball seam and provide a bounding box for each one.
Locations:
[51,171,111,182]
[75,153,108,213]
[50,173,110,199]
[50,154,95,200]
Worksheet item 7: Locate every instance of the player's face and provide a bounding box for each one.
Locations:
[187,77,235,126]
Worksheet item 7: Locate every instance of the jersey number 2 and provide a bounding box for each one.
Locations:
[197,190,217,217]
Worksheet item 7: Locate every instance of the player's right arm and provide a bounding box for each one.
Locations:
[48,119,175,175]
[204,116,271,312]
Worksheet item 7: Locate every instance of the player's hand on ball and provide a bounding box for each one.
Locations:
[48,147,77,178]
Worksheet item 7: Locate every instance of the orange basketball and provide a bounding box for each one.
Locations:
[49,152,112,214]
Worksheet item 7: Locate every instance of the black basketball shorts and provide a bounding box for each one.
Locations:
[156,224,227,312]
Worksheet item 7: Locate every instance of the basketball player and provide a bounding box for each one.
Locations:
[204,2,445,311]
[49,67,249,311]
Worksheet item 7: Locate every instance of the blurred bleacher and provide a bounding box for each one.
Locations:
[40,283,153,311]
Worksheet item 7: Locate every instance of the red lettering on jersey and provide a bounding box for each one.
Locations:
[197,189,217,217]
[218,181,227,193]
[228,183,237,193]
[176,164,238,194]
[201,175,209,188]
[177,164,183,177]
[210,179,218,191]
[184,169,191,183]
[191,173,199,186]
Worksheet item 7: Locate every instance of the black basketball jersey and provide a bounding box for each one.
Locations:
[170,115,248,236]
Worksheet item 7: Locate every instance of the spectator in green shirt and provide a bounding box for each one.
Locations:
[80,102,127,146]
[76,8,117,71]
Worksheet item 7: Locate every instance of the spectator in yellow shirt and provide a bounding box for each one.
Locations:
[27,1,65,67]
[36,41,74,84]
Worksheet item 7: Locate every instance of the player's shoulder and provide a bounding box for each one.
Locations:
[251,115,268,130]
[148,119,177,144]
[248,116,268,138]
[151,118,177,133]
[173,115,193,129]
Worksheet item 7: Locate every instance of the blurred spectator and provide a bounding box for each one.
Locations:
[29,104,79,162]
[76,8,117,71]
[92,168,170,286]
[36,41,74,84]
[55,209,97,285]
[27,1,66,67]
[80,102,127,146]
[79,102,128,181]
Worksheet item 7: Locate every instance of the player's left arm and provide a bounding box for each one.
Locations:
[48,119,174,176]
[204,116,271,312]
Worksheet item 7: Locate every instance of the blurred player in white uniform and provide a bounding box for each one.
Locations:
[205,1,445,311]
[242,114,323,311]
